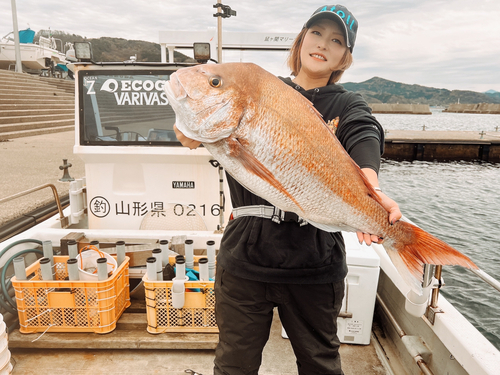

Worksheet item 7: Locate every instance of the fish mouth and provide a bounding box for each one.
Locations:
[165,74,187,102]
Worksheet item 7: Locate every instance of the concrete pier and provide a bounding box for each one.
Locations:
[384,130,500,162]
[444,103,500,114]
[369,103,431,115]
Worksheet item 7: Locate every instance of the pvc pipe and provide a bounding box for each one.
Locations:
[67,258,79,281]
[146,257,157,281]
[97,257,108,281]
[185,239,194,269]
[39,257,53,280]
[199,258,209,281]
[152,248,163,281]
[68,240,78,259]
[207,240,216,279]
[42,240,54,265]
[116,241,126,267]
[160,240,171,266]
[175,255,186,280]
[13,257,26,280]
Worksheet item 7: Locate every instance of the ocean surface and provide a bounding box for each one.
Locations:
[376,108,500,350]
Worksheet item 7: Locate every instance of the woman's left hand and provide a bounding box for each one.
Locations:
[356,168,402,246]
[356,190,402,245]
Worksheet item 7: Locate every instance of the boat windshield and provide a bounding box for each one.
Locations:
[79,69,181,146]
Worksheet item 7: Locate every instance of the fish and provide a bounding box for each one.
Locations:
[164,62,478,294]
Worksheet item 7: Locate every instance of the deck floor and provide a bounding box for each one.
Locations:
[9,308,388,375]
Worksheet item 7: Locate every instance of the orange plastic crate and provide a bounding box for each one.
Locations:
[12,255,130,334]
[143,255,217,334]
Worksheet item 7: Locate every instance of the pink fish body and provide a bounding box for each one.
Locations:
[165,62,477,294]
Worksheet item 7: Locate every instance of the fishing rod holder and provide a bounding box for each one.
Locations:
[405,264,445,320]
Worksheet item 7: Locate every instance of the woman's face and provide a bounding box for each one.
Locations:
[299,18,347,80]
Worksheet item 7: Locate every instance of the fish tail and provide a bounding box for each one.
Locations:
[384,221,478,294]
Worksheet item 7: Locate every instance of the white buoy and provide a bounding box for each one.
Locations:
[68,240,78,259]
[39,257,53,280]
[185,240,194,269]
[206,240,216,279]
[13,257,26,280]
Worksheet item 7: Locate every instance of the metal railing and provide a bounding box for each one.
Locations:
[0,183,69,229]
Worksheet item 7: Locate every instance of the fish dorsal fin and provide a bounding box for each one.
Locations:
[226,137,303,211]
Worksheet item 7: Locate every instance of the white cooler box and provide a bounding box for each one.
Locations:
[281,232,381,345]
[337,232,380,345]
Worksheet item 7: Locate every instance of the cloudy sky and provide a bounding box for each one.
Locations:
[2,0,499,92]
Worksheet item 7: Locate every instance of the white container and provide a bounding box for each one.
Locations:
[281,232,380,345]
[337,232,380,345]
[0,338,10,372]
[76,250,117,281]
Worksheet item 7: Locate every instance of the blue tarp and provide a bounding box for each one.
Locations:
[19,29,35,44]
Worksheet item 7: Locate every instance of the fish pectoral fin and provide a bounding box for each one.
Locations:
[226,137,302,210]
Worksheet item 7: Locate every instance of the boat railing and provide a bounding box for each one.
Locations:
[0,183,69,230]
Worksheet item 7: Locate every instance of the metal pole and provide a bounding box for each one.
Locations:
[10,0,23,73]
[217,5,223,63]
[430,265,442,308]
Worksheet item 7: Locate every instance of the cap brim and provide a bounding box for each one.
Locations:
[305,12,351,49]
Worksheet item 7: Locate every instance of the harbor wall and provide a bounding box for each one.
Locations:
[444,103,500,114]
[369,103,431,115]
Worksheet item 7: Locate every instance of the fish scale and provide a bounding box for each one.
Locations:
[165,62,477,294]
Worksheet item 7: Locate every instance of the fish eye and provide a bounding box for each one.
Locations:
[209,76,222,88]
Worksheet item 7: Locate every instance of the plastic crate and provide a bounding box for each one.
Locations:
[12,255,130,334]
[143,255,217,334]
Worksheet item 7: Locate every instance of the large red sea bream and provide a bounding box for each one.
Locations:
[164,62,477,294]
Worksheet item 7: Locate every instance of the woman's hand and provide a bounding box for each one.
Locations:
[356,168,402,246]
[174,124,202,149]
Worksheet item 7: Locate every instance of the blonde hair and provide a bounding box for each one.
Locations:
[286,27,353,85]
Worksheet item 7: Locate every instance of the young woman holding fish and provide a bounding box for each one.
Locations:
[175,4,402,375]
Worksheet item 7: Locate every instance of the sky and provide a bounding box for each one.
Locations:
[2,0,499,92]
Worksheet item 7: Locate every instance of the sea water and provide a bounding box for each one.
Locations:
[377,110,500,350]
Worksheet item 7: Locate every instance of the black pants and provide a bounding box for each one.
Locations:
[214,264,345,375]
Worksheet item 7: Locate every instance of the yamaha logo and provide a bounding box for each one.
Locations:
[172,181,195,189]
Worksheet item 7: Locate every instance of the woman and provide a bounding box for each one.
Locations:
[175,4,401,374]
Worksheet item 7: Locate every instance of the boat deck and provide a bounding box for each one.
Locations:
[8,306,391,375]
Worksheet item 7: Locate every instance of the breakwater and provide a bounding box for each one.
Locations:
[444,103,500,114]
[383,130,500,162]
[369,103,431,115]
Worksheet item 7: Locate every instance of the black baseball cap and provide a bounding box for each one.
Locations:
[304,5,358,52]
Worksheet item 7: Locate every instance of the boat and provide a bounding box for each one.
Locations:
[0,28,71,76]
[0,49,499,374]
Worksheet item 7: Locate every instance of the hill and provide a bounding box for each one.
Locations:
[341,77,500,106]
[34,31,497,105]
[35,30,196,63]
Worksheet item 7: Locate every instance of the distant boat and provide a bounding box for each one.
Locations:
[0,28,71,73]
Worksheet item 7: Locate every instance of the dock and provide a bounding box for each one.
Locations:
[369,103,431,115]
[384,130,500,162]
[444,103,500,114]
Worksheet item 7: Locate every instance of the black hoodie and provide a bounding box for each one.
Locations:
[217,78,384,284]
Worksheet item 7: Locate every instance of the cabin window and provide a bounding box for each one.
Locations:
[79,70,182,146]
